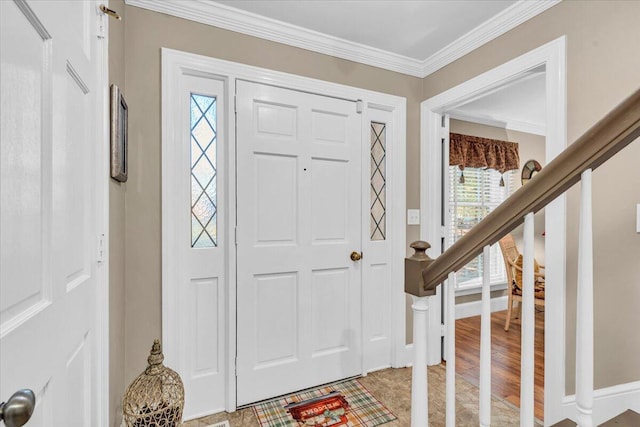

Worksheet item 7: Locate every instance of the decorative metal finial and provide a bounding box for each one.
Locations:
[148,339,164,365]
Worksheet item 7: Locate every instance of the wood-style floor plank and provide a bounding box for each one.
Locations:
[453,308,545,421]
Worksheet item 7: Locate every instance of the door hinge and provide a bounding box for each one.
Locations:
[97,18,106,39]
[234,95,237,114]
[96,6,106,39]
[97,233,105,263]
[440,323,446,337]
[440,126,449,140]
[356,99,363,114]
[440,115,449,139]
[440,226,446,238]
[234,226,238,246]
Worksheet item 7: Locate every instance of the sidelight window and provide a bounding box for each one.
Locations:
[370,122,386,241]
[190,93,218,248]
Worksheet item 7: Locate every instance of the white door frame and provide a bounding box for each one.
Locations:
[96,5,111,425]
[161,48,406,416]
[419,37,567,425]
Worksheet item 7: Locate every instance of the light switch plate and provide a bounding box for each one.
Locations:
[407,209,420,225]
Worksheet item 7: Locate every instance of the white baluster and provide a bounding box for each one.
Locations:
[480,245,492,427]
[411,296,429,427]
[446,272,456,427]
[576,169,594,427]
[520,213,535,427]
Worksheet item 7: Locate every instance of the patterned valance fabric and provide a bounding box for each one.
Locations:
[449,133,520,174]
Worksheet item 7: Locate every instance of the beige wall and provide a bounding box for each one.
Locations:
[121,5,423,384]
[423,1,640,392]
[115,0,640,403]
[108,0,126,425]
[449,119,546,306]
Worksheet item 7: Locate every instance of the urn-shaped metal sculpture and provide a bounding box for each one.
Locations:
[123,340,184,427]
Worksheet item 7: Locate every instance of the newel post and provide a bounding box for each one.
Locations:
[405,241,435,426]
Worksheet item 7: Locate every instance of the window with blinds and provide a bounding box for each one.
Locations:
[448,166,514,289]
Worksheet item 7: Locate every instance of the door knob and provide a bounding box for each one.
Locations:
[350,251,362,261]
[0,389,35,427]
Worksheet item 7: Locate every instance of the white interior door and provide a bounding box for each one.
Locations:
[1,0,103,425]
[236,81,362,405]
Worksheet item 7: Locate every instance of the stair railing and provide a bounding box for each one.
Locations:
[405,88,640,427]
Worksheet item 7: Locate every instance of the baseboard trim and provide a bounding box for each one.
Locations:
[403,344,414,367]
[559,381,640,425]
[455,295,508,320]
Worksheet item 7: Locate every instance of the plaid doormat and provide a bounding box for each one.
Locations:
[253,379,396,427]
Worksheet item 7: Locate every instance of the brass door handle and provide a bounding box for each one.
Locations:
[350,251,362,261]
[0,389,35,427]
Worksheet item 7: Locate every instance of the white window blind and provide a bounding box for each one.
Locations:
[448,166,514,289]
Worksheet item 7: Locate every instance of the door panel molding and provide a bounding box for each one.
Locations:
[235,81,362,406]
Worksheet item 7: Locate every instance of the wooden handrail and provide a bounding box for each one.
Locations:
[407,88,640,297]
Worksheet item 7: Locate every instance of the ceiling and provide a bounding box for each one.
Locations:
[451,70,547,135]
[215,1,516,60]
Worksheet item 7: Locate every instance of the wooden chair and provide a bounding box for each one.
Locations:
[498,234,546,331]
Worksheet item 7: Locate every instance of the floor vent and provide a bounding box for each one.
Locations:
[205,422,231,427]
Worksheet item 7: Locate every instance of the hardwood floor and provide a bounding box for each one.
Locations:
[453,308,545,421]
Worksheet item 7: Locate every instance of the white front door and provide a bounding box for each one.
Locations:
[1,0,104,425]
[236,81,363,405]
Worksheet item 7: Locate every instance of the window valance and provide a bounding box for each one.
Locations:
[449,133,520,174]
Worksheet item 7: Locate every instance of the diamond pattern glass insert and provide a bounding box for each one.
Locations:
[190,93,217,248]
[371,122,386,241]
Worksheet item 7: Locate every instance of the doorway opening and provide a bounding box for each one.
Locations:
[446,66,548,420]
[420,37,566,424]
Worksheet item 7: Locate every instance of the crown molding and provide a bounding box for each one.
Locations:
[125,0,561,78]
[449,110,546,136]
[125,0,425,77]
[421,0,561,77]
